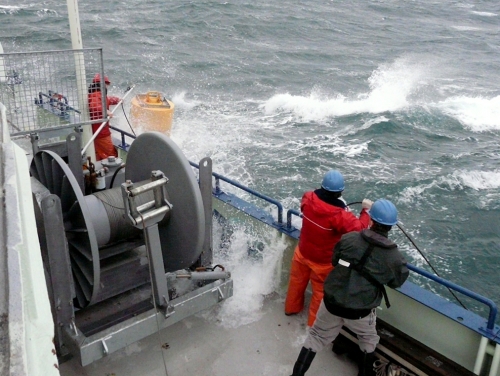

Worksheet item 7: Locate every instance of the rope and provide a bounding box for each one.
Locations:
[109,163,126,189]
[302,214,332,231]
[374,358,416,376]
[397,223,467,310]
[121,101,136,137]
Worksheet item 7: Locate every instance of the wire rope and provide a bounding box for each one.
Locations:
[347,201,468,310]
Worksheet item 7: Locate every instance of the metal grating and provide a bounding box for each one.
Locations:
[0,48,108,136]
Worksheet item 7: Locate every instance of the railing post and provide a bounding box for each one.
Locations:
[474,336,489,374]
[489,343,500,376]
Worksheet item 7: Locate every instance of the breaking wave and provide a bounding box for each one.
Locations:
[433,95,500,132]
[261,56,431,121]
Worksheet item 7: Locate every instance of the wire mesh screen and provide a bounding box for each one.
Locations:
[0,48,107,136]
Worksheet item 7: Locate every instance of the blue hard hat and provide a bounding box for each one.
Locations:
[321,170,345,192]
[369,199,398,226]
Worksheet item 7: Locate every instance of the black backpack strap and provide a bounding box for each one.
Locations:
[350,243,391,308]
[357,243,375,269]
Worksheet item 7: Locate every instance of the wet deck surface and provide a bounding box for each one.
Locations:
[59,293,358,376]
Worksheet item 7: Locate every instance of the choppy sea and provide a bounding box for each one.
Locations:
[1,0,500,326]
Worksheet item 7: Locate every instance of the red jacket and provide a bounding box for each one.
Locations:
[88,90,120,138]
[298,191,370,264]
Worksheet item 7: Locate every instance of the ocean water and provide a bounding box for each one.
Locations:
[1,0,500,326]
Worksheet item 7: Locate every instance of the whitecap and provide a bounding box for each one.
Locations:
[433,95,500,132]
[261,56,432,121]
[451,25,481,31]
[471,11,497,17]
[452,170,500,191]
[0,5,21,14]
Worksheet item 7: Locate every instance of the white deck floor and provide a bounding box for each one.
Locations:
[59,293,358,376]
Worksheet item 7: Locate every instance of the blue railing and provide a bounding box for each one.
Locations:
[407,264,498,330]
[189,160,284,225]
[110,125,135,150]
[287,208,302,230]
[110,126,498,330]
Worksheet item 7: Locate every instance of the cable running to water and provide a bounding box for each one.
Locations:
[347,201,468,310]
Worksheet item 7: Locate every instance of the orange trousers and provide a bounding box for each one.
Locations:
[285,246,333,327]
[94,136,118,161]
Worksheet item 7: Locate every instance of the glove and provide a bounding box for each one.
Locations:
[362,198,373,210]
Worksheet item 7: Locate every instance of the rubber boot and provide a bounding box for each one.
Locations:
[357,351,377,376]
[290,347,316,376]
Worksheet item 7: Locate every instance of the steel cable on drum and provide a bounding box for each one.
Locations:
[93,187,157,243]
[93,188,133,242]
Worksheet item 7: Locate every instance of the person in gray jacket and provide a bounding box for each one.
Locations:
[290,199,409,376]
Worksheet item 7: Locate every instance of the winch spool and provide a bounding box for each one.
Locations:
[125,132,205,270]
[30,132,204,308]
[130,91,175,135]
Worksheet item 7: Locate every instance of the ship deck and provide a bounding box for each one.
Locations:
[59,292,358,376]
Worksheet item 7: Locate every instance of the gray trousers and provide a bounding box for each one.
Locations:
[303,301,379,353]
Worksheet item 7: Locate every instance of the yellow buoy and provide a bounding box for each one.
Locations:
[129,91,175,135]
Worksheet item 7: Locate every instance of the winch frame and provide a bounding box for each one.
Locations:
[32,132,233,366]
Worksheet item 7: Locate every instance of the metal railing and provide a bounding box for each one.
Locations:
[189,160,284,225]
[407,264,498,330]
[286,208,302,230]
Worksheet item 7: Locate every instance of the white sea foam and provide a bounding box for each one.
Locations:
[171,91,200,110]
[0,5,21,14]
[433,95,500,132]
[400,183,437,204]
[0,4,57,16]
[400,170,500,205]
[0,5,21,9]
[197,225,288,329]
[451,26,482,31]
[471,11,497,17]
[452,170,500,191]
[262,57,430,121]
[456,3,474,9]
[335,142,368,157]
[168,96,256,188]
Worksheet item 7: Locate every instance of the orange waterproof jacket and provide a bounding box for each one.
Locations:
[88,91,120,138]
[299,190,370,265]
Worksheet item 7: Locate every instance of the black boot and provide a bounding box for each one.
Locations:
[290,347,316,376]
[357,351,377,376]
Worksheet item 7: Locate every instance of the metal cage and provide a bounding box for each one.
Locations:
[0,48,108,136]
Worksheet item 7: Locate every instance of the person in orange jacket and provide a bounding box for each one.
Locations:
[285,170,372,326]
[88,73,121,161]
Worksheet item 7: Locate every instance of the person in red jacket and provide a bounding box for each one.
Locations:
[88,73,121,161]
[285,170,372,326]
